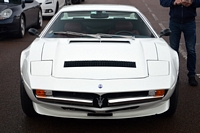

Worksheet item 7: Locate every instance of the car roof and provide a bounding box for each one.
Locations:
[60,4,140,12]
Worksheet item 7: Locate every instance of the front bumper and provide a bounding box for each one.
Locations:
[39,3,56,16]
[0,16,20,36]
[33,100,169,119]
[22,75,177,119]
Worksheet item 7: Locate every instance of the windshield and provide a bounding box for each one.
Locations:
[44,11,155,38]
[0,0,21,4]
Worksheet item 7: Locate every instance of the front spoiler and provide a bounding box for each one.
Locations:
[32,100,169,119]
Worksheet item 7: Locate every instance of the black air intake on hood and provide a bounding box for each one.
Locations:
[64,60,136,68]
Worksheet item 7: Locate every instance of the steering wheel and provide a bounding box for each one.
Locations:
[115,30,134,36]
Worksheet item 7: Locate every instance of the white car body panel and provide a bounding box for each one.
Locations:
[36,0,66,16]
[20,5,179,119]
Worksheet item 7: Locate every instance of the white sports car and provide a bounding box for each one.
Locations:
[36,0,66,16]
[20,4,179,119]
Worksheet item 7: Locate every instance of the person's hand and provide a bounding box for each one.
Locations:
[174,0,182,5]
[182,0,193,7]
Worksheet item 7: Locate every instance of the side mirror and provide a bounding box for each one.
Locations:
[159,28,171,37]
[28,28,39,37]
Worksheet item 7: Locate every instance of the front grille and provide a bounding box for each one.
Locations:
[53,91,148,100]
[35,90,159,108]
[64,60,136,68]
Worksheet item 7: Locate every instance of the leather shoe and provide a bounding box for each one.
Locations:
[188,77,198,86]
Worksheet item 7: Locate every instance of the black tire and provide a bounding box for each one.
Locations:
[65,0,69,5]
[35,9,43,29]
[20,79,39,117]
[55,3,59,14]
[161,79,179,116]
[17,15,25,38]
[72,0,80,4]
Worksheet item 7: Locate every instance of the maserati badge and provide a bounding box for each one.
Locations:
[97,96,104,107]
[98,84,103,89]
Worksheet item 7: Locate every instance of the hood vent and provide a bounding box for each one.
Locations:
[64,60,136,68]
[69,40,130,44]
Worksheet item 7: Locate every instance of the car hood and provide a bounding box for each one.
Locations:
[32,38,159,79]
[0,4,8,11]
[0,4,17,11]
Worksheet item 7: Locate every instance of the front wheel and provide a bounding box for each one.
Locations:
[20,79,39,117]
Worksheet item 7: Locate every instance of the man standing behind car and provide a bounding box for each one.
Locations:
[160,0,200,86]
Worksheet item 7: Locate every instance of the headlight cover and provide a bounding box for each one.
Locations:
[31,61,52,76]
[0,9,12,20]
[147,61,169,76]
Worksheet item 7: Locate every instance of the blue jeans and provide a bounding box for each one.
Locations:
[169,20,196,77]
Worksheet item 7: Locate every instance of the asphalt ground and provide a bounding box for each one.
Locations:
[0,0,199,132]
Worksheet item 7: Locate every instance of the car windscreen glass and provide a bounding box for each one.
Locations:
[0,0,21,4]
[44,11,155,38]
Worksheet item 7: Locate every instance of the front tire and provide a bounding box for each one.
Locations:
[161,79,179,116]
[35,9,43,29]
[17,15,25,38]
[20,79,38,117]
[55,3,59,14]
[71,0,80,4]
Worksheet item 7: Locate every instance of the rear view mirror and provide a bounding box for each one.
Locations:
[90,11,109,18]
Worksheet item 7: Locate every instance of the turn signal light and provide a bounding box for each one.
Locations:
[36,90,46,97]
[155,90,165,97]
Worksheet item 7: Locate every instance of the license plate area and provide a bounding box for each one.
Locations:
[88,112,113,117]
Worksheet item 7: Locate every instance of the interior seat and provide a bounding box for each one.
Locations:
[109,21,139,35]
[57,22,86,38]
[64,22,84,33]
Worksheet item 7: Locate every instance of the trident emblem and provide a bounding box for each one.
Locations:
[96,96,104,107]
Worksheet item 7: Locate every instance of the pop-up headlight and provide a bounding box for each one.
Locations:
[31,61,52,76]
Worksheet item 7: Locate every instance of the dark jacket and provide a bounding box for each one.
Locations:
[160,0,200,23]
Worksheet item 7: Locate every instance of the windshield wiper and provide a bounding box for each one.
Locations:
[54,31,135,40]
[97,33,135,40]
[54,31,99,38]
